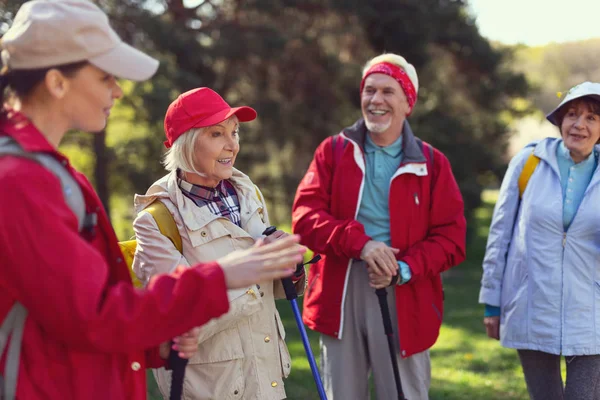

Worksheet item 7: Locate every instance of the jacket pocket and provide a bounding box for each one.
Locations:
[275,311,292,378]
[188,326,244,364]
[180,358,246,400]
[306,272,320,298]
[189,222,234,248]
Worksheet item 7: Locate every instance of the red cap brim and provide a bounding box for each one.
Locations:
[192,106,256,129]
[164,106,257,148]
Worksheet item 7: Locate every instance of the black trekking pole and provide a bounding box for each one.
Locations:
[168,344,187,400]
[375,287,406,400]
[263,226,328,400]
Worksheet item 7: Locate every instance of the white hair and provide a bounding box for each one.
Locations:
[362,53,419,93]
[162,127,204,175]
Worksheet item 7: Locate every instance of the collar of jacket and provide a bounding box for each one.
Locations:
[533,137,600,184]
[342,118,427,165]
[133,168,264,232]
[0,110,69,160]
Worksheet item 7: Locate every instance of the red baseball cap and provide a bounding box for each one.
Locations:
[163,87,257,148]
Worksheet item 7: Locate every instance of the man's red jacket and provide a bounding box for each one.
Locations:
[292,119,466,357]
[0,113,229,399]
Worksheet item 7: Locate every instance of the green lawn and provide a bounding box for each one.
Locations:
[146,190,541,399]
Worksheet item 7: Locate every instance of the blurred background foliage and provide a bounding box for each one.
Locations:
[2,0,598,241]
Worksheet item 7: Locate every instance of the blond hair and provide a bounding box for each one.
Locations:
[162,115,240,174]
[162,128,203,175]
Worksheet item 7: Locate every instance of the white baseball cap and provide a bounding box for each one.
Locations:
[546,81,600,126]
[1,0,159,81]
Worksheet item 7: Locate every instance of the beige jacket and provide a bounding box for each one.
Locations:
[132,169,305,400]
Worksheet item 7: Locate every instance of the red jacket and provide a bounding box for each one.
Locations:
[0,113,229,399]
[292,119,466,357]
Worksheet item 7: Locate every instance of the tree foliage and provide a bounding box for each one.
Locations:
[1,0,532,240]
[514,38,600,114]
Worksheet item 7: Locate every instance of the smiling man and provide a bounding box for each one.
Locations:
[292,53,466,399]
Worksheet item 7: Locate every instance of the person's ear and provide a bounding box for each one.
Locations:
[44,69,70,100]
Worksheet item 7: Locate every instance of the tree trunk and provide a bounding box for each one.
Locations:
[93,129,110,220]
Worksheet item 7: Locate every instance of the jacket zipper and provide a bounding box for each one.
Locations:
[560,231,566,352]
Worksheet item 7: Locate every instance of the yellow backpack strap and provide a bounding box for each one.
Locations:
[119,200,182,288]
[143,199,183,253]
[255,185,263,205]
[518,152,540,198]
[254,185,267,223]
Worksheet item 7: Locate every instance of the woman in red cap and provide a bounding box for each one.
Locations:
[0,2,305,400]
[132,87,305,400]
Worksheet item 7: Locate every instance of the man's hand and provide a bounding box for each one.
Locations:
[484,316,500,340]
[159,327,202,359]
[368,269,393,289]
[360,240,400,277]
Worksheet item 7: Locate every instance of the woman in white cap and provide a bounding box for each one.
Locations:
[479,81,600,399]
[0,1,304,400]
[132,87,306,400]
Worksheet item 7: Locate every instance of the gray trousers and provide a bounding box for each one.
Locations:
[320,260,430,400]
[518,350,600,400]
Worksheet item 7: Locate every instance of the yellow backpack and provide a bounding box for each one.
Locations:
[120,187,265,288]
[517,152,540,199]
[119,200,182,288]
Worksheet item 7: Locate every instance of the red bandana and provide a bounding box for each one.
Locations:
[360,62,417,114]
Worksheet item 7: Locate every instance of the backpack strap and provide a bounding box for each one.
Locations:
[254,185,263,204]
[415,138,436,199]
[0,136,86,231]
[331,133,347,171]
[420,140,434,175]
[253,184,267,223]
[518,152,540,199]
[0,302,27,400]
[143,200,183,253]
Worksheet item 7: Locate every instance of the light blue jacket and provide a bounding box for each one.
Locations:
[479,138,600,356]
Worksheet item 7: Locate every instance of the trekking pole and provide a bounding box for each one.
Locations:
[375,287,406,400]
[263,226,327,400]
[168,345,187,400]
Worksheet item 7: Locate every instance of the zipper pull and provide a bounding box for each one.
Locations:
[414,193,420,205]
[562,233,567,247]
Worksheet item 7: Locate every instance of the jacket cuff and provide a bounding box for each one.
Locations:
[397,261,411,285]
[484,304,501,317]
[145,346,168,369]
[351,235,372,260]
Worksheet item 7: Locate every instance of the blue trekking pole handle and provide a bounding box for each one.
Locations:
[263,226,328,400]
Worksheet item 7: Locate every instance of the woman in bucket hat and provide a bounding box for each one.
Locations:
[132,87,306,400]
[479,82,600,399]
[0,1,305,399]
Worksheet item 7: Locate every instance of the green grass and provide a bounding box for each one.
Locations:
[146,190,559,399]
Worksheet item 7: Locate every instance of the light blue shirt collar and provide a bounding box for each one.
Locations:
[364,133,403,157]
[557,140,597,167]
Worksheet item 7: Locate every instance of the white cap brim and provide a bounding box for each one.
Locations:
[546,82,600,126]
[89,41,159,81]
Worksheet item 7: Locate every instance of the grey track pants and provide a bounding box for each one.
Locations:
[319,260,430,400]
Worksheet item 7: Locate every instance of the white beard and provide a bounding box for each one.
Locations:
[365,119,391,134]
